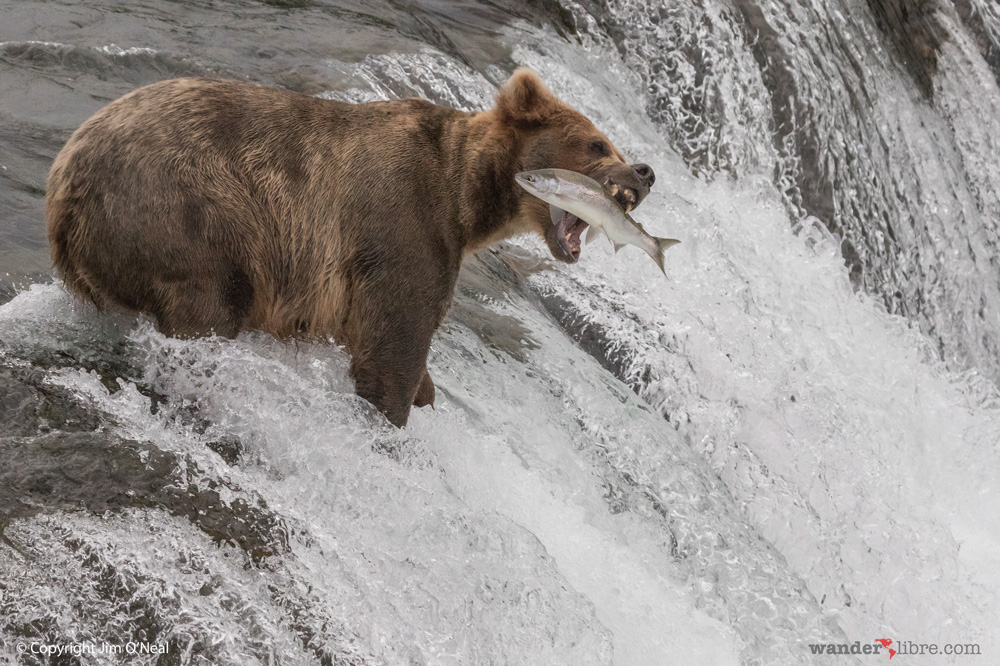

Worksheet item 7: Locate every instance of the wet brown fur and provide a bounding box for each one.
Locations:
[46,69,652,426]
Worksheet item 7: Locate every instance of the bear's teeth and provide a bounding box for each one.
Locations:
[623,188,637,212]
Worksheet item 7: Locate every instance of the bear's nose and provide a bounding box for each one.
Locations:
[631,163,655,187]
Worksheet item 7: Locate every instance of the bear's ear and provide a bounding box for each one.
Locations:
[495,68,558,125]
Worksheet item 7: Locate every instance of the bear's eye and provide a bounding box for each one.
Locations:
[589,140,609,157]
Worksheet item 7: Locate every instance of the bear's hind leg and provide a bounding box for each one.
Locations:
[153,274,251,340]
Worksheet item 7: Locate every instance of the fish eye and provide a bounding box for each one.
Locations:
[525,175,534,181]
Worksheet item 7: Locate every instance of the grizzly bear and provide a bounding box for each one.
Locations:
[46,69,655,427]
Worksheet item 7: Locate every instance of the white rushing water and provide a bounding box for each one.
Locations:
[578,0,1000,385]
[2,11,1000,666]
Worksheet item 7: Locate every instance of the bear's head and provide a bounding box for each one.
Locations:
[495,68,655,263]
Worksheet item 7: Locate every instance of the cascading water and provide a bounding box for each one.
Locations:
[1,1,999,665]
[568,0,1000,381]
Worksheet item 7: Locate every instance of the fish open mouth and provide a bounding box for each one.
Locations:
[554,210,589,262]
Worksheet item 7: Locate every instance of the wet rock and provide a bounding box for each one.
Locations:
[451,252,542,365]
[532,289,639,389]
[730,0,838,234]
[953,0,1000,85]
[0,362,287,563]
[205,434,246,466]
[0,365,104,437]
[866,0,947,98]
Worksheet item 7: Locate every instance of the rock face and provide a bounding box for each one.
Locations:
[953,0,1000,85]
[866,0,947,98]
[0,350,380,664]
[0,362,287,563]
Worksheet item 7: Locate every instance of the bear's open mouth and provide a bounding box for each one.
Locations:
[555,210,589,262]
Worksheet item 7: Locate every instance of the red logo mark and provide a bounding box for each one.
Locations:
[875,639,896,659]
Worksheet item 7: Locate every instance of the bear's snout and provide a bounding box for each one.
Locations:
[595,162,652,214]
[631,163,655,188]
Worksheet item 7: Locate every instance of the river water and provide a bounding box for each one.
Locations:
[1,1,999,665]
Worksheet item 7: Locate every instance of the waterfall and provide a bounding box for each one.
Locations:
[2,1,999,664]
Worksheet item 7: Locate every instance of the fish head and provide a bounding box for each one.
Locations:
[513,169,561,198]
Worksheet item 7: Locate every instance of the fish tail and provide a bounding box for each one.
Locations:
[649,237,681,275]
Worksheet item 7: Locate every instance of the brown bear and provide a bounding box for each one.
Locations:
[46,69,655,427]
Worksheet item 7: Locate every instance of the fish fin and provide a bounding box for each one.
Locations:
[549,204,564,226]
[586,225,601,245]
[647,237,681,275]
[613,242,626,254]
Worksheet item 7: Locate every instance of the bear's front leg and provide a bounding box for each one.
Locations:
[413,368,435,408]
[346,283,447,428]
[351,353,426,427]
